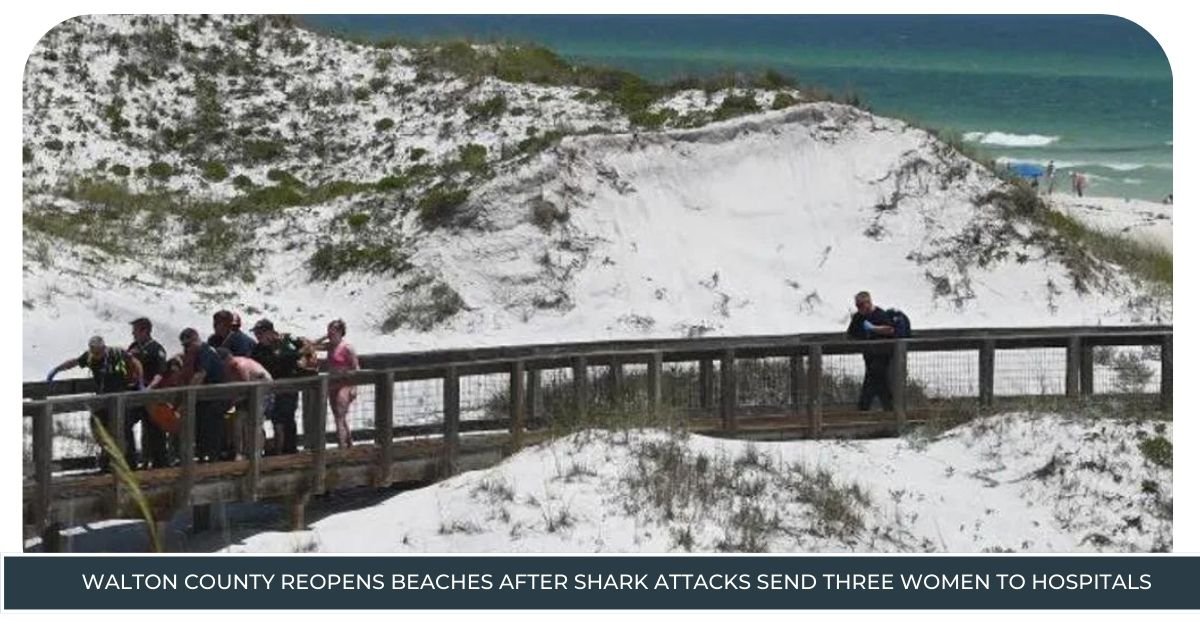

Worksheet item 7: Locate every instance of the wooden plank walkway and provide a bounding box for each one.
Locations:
[21,325,1171,550]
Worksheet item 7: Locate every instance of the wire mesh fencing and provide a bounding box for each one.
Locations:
[821,353,869,406]
[46,407,98,465]
[661,360,705,412]
[21,333,1171,479]
[391,378,443,427]
[994,347,1066,396]
[1089,345,1161,395]
[22,414,35,478]
[906,350,979,401]
[734,357,792,414]
[460,372,510,423]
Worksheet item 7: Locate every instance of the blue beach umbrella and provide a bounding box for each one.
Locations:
[1009,162,1045,178]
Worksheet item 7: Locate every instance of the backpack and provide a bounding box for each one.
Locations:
[885,309,912,338]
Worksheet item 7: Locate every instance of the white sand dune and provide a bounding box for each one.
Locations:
[218,413,1171,553]
[22,17,1171,381]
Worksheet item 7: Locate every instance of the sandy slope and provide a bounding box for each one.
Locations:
[1047,194,1173,252]
[218,413,1171,553]
[22,15,1171,381]
[22,106,1172,379]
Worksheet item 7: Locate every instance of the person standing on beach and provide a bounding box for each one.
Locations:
[1045,161,1056,194]
[1071,171,1087,197]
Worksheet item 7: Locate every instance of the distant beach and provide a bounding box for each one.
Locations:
[303,14,1173,201]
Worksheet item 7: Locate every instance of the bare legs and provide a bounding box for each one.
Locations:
[329,385,356,449]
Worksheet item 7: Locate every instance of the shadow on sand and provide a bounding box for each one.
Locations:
[23,481,431,553]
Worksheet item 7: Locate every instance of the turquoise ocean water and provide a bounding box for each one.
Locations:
[303,15,1172,201]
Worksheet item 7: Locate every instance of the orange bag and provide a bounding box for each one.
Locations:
[146,403,181,434]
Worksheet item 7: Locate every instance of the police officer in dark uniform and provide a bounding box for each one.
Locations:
[47,336,143,470]
[250,319,314,455]
[128,317,169,468]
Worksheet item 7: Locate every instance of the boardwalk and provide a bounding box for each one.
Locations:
[22,325,1171,551]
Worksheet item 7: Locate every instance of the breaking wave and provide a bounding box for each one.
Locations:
[963,131,1060,147]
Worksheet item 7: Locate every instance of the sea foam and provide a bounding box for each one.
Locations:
[964,131,1060,147]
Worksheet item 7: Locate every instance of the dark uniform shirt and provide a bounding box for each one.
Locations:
[128,338,167,383]
[77,348,135,393]
[251,334,310,379]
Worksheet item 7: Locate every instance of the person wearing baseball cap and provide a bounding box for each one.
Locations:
[249,318,315,455]
[179,326,231,461]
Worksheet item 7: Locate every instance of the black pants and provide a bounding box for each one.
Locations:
[195,401,229,462]
[91,408,115,471]
[269,393,299,455]
[124,407,169,468]
[858,354,894,411]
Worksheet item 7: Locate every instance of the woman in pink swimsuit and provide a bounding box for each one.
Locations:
[319,319,359,449]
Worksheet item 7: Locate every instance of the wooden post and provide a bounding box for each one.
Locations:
[648,353,663,422]
[720,349,736,431]
[509,361,526,452]
[289,493,310,531]
[373,371,395,487]
[174,388,197,513]
[442,366,460,476]
[102,393,126,477]
[572,356,588,423]
[1080,342,1095,397]
[699,359,714,411]
[789,351,804,417]
[308,375,328,495]
[806,345,823,437]
[891,340,908,432]
[106,395,127,517]
[169,386,196,537]
[192,504,212,533]
[1161,334,1172,412]
[1066,336,1082,399]
[608,356,623,406]
[241,383,265,501]
[106,395,127,458]
[978,338,996,409]
[526,369,541,425]
[34,402,58,551]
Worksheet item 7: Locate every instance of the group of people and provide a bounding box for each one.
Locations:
[1035,161,1087,197]
[46,312,361,469]
[47,294,907,469]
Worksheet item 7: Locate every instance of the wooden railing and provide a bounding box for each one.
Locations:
[21,325,1171,549]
